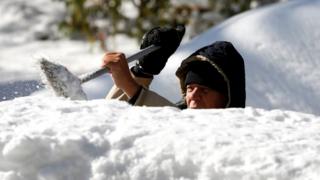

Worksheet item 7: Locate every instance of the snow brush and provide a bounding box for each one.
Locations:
[39,44,161,100]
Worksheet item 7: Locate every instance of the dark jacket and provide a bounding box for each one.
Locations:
[176,41,246,108]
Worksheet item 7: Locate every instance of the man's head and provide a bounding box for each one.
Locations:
[176,41,246,109]
[184,61,228,109]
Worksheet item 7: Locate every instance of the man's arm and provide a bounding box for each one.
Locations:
[103,25,185,107]
[102,52,140,98]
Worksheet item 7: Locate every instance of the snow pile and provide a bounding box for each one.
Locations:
[158,0,320,115]
[1,96,320,180]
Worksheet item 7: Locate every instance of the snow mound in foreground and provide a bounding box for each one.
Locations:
[1,97,320,180]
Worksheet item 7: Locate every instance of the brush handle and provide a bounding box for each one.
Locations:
[80,45,161,83]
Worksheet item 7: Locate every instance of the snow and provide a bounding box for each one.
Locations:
[1,0,320,179]
[1,96,319,180]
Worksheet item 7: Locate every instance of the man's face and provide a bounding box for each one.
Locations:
[185,84,227,109]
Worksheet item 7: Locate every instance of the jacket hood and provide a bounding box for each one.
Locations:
[175,41,246,108]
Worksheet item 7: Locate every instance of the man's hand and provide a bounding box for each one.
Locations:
[102,52,140,98]
[131,25,185,77]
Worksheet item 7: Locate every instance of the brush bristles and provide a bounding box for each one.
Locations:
[38,58,87,100]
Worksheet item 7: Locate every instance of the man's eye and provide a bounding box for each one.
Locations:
[186,87,193,92]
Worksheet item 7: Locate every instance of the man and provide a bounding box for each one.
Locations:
[103,25,245,109]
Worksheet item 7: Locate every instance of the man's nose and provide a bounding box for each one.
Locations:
[190,87,201,98]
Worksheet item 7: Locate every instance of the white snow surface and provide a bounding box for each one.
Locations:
[1,96,320,180]
[1,0,320,179]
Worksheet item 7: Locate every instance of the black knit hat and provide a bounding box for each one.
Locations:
[184,62,227,94]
